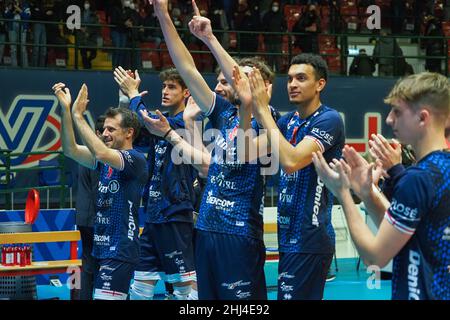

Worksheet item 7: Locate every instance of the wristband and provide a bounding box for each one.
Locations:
[163,128,173,139]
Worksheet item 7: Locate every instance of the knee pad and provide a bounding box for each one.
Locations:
[173,284,192,300]
[129,280,155,300]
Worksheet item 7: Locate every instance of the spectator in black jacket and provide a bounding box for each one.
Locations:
[262,1,286,72]
[292,4,321,54]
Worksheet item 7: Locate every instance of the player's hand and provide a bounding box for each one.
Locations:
[248,68,270,118]
[232,65,252,110]
[312,151,351,199]
[342,145,384,199]
[72,84,90,116]
[114,67,147,99]
[148,0,168,16]
[140,109,171,137]
[368,134,402,171]
[188,1,213,42]
[52,82,71,112]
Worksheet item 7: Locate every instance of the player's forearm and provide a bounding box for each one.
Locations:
[339,190,381,267]
[72,113,109,161]
[260,113,308,173]
[60,107,80,157]
[167,130,210,177]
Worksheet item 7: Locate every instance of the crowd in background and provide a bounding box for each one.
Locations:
[0,0,449,75]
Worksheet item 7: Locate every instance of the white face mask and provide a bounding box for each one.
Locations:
[84,3,90,10]
[129,3,135,10]
[123,0,131,7]
[272,6,279,12]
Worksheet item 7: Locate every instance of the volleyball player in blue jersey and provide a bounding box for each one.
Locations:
[247,54,345,300]
[53,83,147,300]
[146,0,279,299]
[113,67,203,300]
[313,72,449,300]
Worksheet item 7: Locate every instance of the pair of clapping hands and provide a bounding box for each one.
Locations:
[312,134,405,200]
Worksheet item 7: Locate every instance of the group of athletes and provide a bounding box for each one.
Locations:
[51,0,449,300]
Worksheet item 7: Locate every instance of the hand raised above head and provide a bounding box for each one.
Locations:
[72,84,90,116]
[52,82,71,112]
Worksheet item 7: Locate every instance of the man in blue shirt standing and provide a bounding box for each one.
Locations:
[52,83,148,300]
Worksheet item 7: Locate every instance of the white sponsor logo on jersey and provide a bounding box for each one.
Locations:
[206,191,235,210]
[311,127,334,145]
[408,249,421,300]
[312,177,324,227]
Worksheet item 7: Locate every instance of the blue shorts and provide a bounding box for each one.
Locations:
[93,259,136,300]
[134,221,196,284]
[278,252,333,300]
[195,230,267,300]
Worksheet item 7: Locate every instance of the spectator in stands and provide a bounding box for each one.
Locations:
[210,3,230,50]
[292,3,321,54]
[30,0,49,67]
[140,5,162,46]
[0,1,6,65]
[349,48,375,76]
[372,29,402,76]
[423,13,444,74]
[390,0,406,35]
[445,0,450,21]
[45,0,68,67]
[235,1,260,56]
[413,0,426,35]
[329,0,342,34]
[78,0,99,69]
[5,0,31,67]
[126,0,144,70]
[109,0,129,68]
[262,1,286,72]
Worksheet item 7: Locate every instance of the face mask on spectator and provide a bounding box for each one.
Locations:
[123,0,131,7]
[84,3,90,10]
[272,5,279,12]
[129,3,135,10]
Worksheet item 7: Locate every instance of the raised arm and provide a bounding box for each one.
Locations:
[71,84,124,170]
[149,0,213,113]
[52,83,96,169]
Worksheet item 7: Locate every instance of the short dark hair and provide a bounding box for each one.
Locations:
[104,107,141,141]
[238,57,275,84]
[290,53,328,81]
[159,68,187,89]
[95,115,106,133]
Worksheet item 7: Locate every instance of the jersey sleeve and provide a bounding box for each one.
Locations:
[384,169,434,235]
[305,111,344,153]
[204,93,233,128]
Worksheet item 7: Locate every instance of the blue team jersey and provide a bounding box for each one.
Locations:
[276,106,345,254]
[385,150,450,300]
[195,93,268,240]
[94,149,148,264]
[129,97,197,224]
